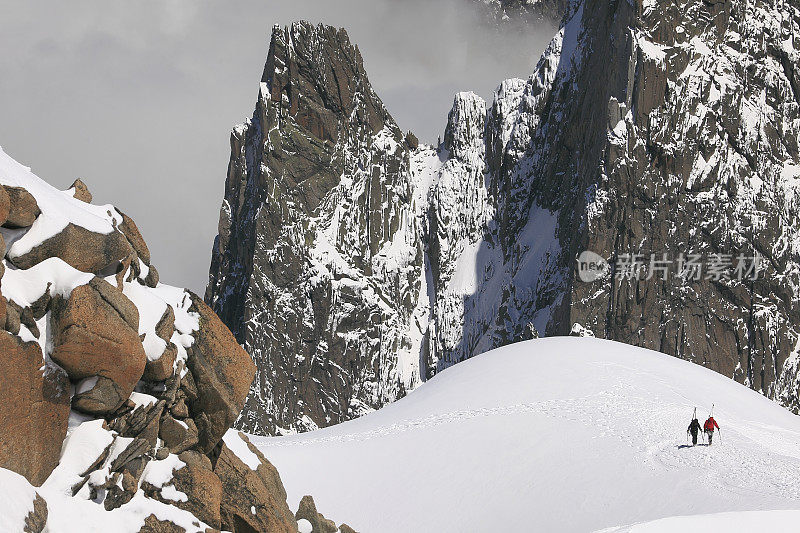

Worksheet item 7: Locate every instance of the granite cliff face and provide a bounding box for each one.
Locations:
[209,0,800,435]
[206,23,427,435]
[560,0,800,407]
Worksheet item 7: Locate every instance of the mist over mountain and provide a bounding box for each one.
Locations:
[0,0,554,295]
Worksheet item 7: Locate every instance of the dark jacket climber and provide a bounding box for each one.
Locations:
[704,417,720,445]
[687,418,702,445]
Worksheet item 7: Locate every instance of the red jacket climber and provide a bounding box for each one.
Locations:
[704,416,720,445]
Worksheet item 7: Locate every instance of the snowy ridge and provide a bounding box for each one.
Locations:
[252,337,800,532]
[600,510,800,533]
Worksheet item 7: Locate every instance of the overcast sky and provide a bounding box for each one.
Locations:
[0,1,555,293]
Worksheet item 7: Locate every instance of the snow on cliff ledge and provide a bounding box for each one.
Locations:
[252,337,800,533]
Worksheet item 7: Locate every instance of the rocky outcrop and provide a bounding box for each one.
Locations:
[139,515,188,533]
[70,179,92,203]
[0,186,11,225]
[118,211,151,265]
[158,415,200,454]
[185,292,255,453]
[0,331,69,486]
[0,148,348,532]
[3,185,40,227]
[294,494,357,533]
[154,451,223,529]
[209,1,800,435]
[212,433,297,533]
[144,342,177,382]
[143,306,178,381]
[23,494,47,533]
[51,277,146,414]
[9,222,133,272]
[295,496,337,533]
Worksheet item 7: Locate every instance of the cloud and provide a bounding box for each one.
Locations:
[0,1,555,293]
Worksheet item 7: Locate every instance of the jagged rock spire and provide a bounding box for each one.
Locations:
[207,21,424,435]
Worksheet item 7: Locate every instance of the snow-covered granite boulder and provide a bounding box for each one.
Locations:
[0,147,352,532]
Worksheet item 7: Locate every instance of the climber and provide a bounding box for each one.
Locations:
[704,415,720,445]
[687,415,702,446]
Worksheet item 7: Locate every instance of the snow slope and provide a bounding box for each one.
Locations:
[600,510,800,533]
[251,337,800,532]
